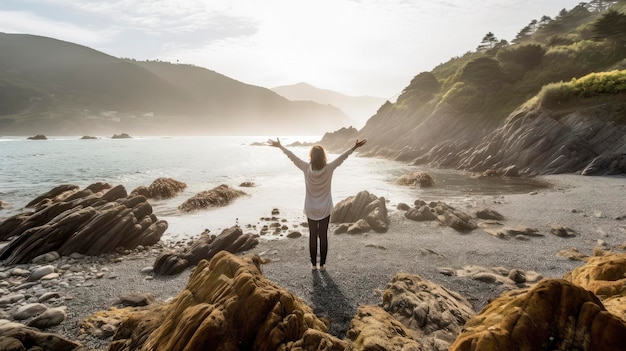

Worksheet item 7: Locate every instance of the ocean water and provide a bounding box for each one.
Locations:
[0,135,547,240]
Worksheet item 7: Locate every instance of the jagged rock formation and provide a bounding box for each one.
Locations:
[178,184,246,212]
[382,273,475,350]
[449,278,626,351]
[330,190,388,233]
[346,305,424,351]
[0,183,167,264]
[108,251,349,351]
[0,319,80,350]
[565,253,626,321]
[152,226,259,275]
[322,99,626,176]
[131,177,187,199]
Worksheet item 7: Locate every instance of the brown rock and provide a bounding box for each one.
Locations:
[382,273,475,348]
[0,320,79,350]
[152,226,259,275]
[565,253,626,298]
[449,279,626,351]
[346,305,423,351]
[405,205,437,221]
[132,178,187,199]
[109,251,348,351]
[331,190,389,233]
[434,203,477,232]
[475,208,504,220]
[178,184,246,212]
[396,172,434,187]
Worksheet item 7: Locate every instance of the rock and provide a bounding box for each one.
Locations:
[396,202,410,211]
[396,171,435,187]
[347,219,371,234]
[345,305,422,351]
[115,293,155,307]
[109,251,348,351]
[31,251,61,263]
[27,265,56,282]
[27,134,47,140]
[111,133,132,139]
[12,303,48,320]
[38,292,61,303]
[331,190,389,233]
[434,203,477,232]
[27,306,67,329]
[449,279,626,351]
[178,184,246,212]
[286,231,302,239]
[475,208,504,220]
[239,181,256,187]
[581,154,626,176]
[381,273,475,347]
[0,320,80,350]
[0,183,168,264]
[152,226,258,275]
[485,225,542,239]
[80,135,97,139]
[557,248,589,261]
[405,205,437,221]
[0,294,25,306]
[550,224,577,237]
[131,178,187,199]
[564,253,626,299]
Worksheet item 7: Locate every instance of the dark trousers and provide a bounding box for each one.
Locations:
[307,215,330,266]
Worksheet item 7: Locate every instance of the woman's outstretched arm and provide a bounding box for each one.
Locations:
[328,138,368,169]
[268,138,308,171]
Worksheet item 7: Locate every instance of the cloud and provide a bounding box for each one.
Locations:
[0,10,118,45]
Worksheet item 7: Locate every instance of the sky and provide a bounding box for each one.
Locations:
[0,0,583,98]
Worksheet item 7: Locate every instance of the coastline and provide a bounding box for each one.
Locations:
[1,173,625,349]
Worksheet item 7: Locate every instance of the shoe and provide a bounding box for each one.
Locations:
[311,265,317,270]
[319,265,325,271]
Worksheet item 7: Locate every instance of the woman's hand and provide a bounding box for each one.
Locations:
[353,138,367,150]
[267,138,281,147]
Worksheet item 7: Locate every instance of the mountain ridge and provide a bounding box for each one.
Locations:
[0,33,351,136]
[271,82,388,128]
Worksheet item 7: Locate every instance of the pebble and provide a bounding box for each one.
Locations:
[27,306,67,329]
[11,268,30,277]
[12,303,48,320]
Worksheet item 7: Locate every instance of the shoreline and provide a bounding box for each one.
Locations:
[1,173,625,349]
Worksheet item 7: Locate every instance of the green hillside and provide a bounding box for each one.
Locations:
[0,34,350,135]
[322,0,626,176]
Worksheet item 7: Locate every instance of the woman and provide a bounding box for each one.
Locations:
[268,137,367,270]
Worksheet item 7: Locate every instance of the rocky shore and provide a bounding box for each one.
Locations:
[0,174,625,350]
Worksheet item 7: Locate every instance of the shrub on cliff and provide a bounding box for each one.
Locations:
[537,69,626,112]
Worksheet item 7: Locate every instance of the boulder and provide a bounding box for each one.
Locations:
[565,253,626,299]
[152,227,259,275]
[26,306,67,329]
[475,208,504,220]
[381,273,475,349]
[346,305,423,351]
[396,171,434,187]
[131,178,187,199]
[0,183,167,264]
[0,319,80,350]
[178,184,246,212]
[27,134,47,140]
[433,203,477,232]
[405,205,437,221]
[112,133,132,139]
[108,251,348,351]
[449,279,626,351]
[331,190,389,233]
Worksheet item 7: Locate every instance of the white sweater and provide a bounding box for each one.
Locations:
[280,145,354,220]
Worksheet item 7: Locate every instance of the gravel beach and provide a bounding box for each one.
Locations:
[2,174,625,349]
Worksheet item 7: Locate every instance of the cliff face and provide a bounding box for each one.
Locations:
[322,97,626,176]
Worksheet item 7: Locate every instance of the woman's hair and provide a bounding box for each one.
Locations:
[309,145,327,170]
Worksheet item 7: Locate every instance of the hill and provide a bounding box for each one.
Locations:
[321,1,626,176]
[0,33,351,136]
[271,82,388,127]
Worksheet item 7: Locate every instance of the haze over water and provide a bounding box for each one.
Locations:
[0,136,547,240]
